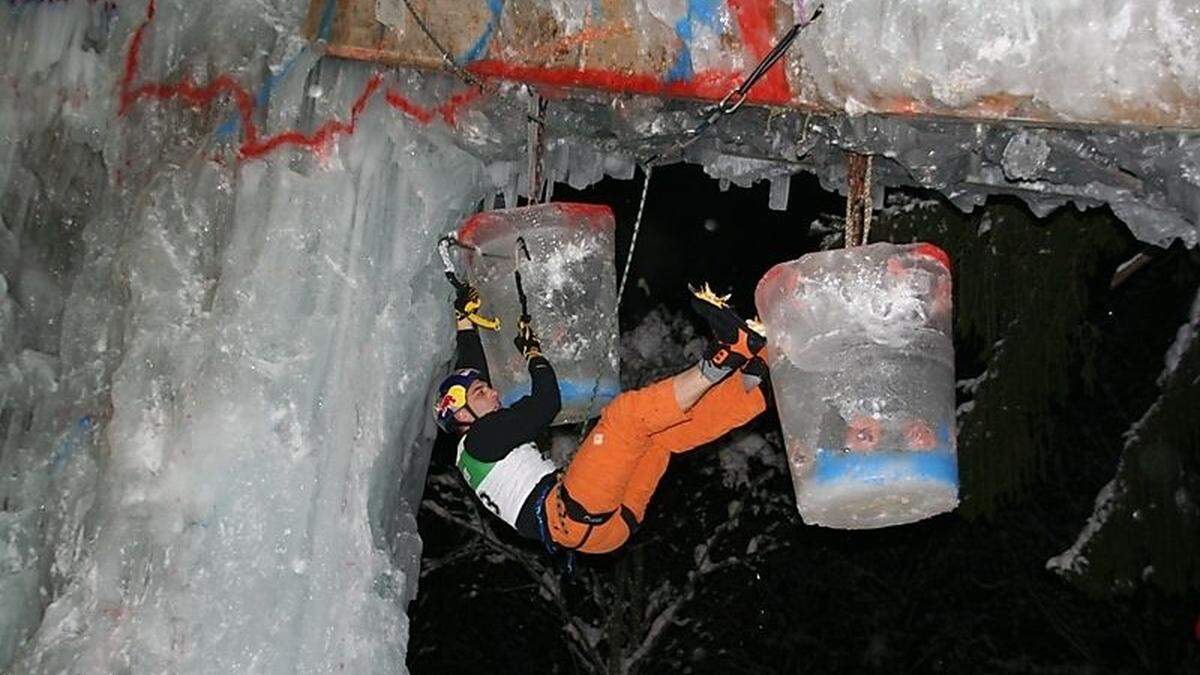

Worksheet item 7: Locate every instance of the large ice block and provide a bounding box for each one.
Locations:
[755,242,958,529]
[458,204,621,425]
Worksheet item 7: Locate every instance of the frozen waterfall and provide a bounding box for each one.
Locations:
[1,1,501,671]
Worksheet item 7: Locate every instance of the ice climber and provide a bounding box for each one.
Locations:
[434,283,771,554]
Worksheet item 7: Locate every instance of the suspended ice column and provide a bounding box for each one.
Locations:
[458,204,621,425]
[755,243,958,529]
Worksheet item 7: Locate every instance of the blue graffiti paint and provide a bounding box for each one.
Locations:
[666,18,695,82]
[665,0,725,83]
[217,47,307,138]
[500,378,620,411]
[456,0,503,65]
[49,415,96,476]
[811,448,958,486]
[316,0,337,41]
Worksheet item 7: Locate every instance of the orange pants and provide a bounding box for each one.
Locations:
[543,373,766,554]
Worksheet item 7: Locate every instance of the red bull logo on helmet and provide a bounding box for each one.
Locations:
[435,384,468,417]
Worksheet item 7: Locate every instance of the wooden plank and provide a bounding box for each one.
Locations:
[302,0,1200,130]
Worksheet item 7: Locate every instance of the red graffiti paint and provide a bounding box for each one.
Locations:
[383,90,435,125]
[116,0,792,162]
[466,60,783,105]
[117,0,157,116]
[239,75,383,159]
[727,0,792,103]
[117,0,483,161]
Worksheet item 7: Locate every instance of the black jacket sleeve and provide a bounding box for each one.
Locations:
[464,355,561,462]
[454,328,491,382]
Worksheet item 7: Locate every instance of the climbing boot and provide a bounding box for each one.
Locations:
[689,283,766,360]
[740,347,774,400]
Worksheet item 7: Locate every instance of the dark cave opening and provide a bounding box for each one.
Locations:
[413,165,1200,674]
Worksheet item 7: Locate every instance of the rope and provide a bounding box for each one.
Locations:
[526,90,548,205]
[862,154,874,244]
[844,152,873,247]
[574,164,652,443]
[617,165,652,306]
[571,8,823,440]
[425,1,822,441]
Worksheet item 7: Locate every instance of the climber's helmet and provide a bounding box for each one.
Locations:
[434,368,500,433]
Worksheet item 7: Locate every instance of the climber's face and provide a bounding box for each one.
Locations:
[454,379,502,424]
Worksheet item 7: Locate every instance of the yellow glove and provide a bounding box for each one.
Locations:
[453,284,499,331]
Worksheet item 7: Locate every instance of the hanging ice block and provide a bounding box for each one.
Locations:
[458,204,621,425]
[755,242,958,529]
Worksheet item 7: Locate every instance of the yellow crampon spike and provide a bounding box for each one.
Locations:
[746,317,767,338]
[689,282,732,309]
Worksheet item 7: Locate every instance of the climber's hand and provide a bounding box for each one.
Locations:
[453,283,501,331]
[454,283,481,321]
[513,317,542,360]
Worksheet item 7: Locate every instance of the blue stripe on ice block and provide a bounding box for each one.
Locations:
[501,378,621,410]
[812,448,958,486]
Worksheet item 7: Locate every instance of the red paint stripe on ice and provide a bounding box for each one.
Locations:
[438,87,484,125]
[467,60,747,102]
[118,0,156,115]
[384,90,436,124]
[117,0,483,161]
[240,74,384,158]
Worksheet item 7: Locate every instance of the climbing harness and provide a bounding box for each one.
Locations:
[438,235,501,330]
[533,478,577,578]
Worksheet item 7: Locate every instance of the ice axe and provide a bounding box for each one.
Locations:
[438,235,501,331]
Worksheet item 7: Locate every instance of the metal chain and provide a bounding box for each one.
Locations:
[843,152,875,247]
[642,4,823,168]
[400,0,492,92]
[400,0,546,127]
[526,90,548,205]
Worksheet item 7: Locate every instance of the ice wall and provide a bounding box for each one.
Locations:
[0,1,518,672]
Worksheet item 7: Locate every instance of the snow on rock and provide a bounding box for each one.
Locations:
[1048,285,1200,582]
[1045,475,1122,576]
